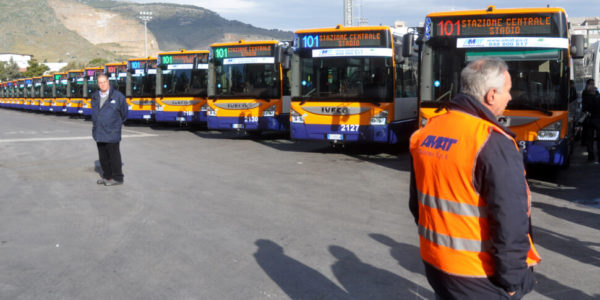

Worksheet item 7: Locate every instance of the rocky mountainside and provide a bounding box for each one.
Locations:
[0,0,293,63]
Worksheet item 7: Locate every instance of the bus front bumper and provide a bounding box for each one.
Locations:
[521,139,569,166]
[207,115,289,132]
[155,111,207,123]
[127,110,154,121]
[290,119,416,144]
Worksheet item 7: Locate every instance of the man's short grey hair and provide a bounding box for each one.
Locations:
[460,58,508,102]
[96,73,109,80]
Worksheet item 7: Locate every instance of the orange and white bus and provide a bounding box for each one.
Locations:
[51,72,68,113]
[104,62,127,96]
[32,77,43,110]
[66,70,85,115]
[207,40,292,133]
[8,80,18,109]
[156,50,209,124]
[127,57,157,121]
[290,25,419,144]
[23,78,34,110]
[40,75,54,112]
[0,82,6,108]
[419,6,584,167]
[16,79,26,110]
[82,67,105,116]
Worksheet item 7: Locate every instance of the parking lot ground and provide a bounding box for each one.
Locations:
[0,108,598,299]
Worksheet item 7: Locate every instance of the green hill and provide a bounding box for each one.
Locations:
[0,0,293,64]
[0,0,123,62]
[82,0,293,51]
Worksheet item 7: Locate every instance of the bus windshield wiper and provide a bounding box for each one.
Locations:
[434,82,454,102]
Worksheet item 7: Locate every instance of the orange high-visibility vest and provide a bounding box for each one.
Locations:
[410,110,541,277]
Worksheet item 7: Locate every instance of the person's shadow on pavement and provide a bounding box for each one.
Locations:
[329,245,433,299]
[253,239,349,300]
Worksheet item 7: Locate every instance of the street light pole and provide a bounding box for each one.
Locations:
[138,11,153,57]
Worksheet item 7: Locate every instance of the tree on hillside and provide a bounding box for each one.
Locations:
[87,58,109,67]
[21,59,50,78]
[0,59,22,81]
[59,61,85,72]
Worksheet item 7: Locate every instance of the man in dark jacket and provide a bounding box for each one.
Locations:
[582,79,600,162]
[409,58,540,299]
[92,73,128,186]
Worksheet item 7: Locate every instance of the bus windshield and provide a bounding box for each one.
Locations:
[298,56,394,102]
[109,77,126,95]
[421,38,568,111]
[214,63,280,99]
[55,82,67,98]
[70,79,84,97]
[34,83,41,97]
[43,82,53,97]
[131,73,156,98]
[162,69,208,97]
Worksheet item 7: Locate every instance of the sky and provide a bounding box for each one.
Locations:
[132,0,598,31]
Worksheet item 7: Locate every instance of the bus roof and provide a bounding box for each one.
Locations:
[426,6,566,17]
[158,49,208,55]
[210,40,279,48]
[128,57,157,61]
[84,66,104,70]
[105,62,127,66]
[295,25,390,34]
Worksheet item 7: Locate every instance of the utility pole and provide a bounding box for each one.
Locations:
[343,0,353,27]
[138,10,153,57]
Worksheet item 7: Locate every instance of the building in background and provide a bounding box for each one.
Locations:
[0,53,33,72]
[570,17,600,48]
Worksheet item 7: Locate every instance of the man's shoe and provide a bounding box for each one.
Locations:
[97,178,107,185]
[104,179,123,186]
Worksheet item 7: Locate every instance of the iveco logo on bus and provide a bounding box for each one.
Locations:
[303,106,370,115]
[214,103,261,110]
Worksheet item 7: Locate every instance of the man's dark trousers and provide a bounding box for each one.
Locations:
[97,142,123,182]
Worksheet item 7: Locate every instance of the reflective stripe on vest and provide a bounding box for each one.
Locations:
[410,109,541,277]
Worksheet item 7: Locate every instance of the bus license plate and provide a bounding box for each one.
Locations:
[143,115,151,119]
[327,134,343,141]
[232,124,244,129]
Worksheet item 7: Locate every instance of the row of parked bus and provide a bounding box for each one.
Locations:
[0,6,587,168]
[0,24,421,143]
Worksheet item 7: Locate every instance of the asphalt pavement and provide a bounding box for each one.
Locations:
[0,108,598,299]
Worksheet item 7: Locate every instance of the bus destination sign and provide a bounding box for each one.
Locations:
[430,13,562,37]
[298,31,387,49]
[213,45,274,59]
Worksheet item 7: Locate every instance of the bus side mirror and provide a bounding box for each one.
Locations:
[193,57,198,70]
[402,33,414,58]
[571,34,585,59]
[276,45,292,70]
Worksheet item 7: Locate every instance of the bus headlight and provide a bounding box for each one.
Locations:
[201,104,208,111]
[420,117,428,127]
[291,109,305,123]
[537,120,561,141]
[155,104,163,111]
[370,110,388,125]
[128,105,132,110]
[207,106,217,116]
[263,105,276,117]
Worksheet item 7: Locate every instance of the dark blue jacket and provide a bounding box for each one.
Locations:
[91,88,128,143]
[410,93,536,299]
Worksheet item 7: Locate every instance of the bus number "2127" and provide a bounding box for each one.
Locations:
[340,124,359,132]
